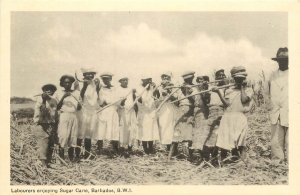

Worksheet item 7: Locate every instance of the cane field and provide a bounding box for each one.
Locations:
[10,99,288,185]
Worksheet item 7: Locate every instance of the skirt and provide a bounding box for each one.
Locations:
[216,111,248,150]
[191,111,209,150]
[157,103,176,145]
[95,106,120,141]
[173,105,193,142]
[77,108,98,139]
[138,109,159,142]
[57,112,78,147]
[205,106,224,147]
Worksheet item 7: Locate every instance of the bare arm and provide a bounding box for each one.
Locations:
[212,87,230,107]
[240,85,251,104]
[57,93,70,110]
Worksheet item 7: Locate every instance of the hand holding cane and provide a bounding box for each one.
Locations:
[170,83,236,104]
[127,83,150,112]
[97,90,132,114]
[150,87,181,119]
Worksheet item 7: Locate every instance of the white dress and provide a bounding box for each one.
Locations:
[77,82,99,139]
[216,88,251,150]
[157,86,177,145]
[95,86,120,141]
[137,86,160,141]
[57,90,80,147]
[116,87,139,146]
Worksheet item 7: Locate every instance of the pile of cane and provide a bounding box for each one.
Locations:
[10,104,288,185]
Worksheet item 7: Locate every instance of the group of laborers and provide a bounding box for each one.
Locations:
[33,47,288,167]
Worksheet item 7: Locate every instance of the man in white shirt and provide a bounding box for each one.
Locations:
[266,47,289,162]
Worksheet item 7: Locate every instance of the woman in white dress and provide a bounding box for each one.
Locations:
[116,77,139,154]
[156,72,177,149]
[137,77,160,154]
[212,66,253,161]
[95,73,120,154]
[56,75,81,161]
[78,68,100,159]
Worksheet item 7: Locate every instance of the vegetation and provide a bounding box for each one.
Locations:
[10,97,34,104]
[10,104,288,185]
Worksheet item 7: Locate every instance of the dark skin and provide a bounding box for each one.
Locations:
[57,78,80,110]
[160,77,178,102]
[99,76,114,106]
[120,79,128,88]
[161,75,171,96]
[119,79,129,106]
[234,77,250,104]
[182,76,194,95]
[41,90,55,103]
[161,75,171,87]
[184,76,194,85]
[142,79,155,89]
[196,77,209,90]
[212,76,249,107]
[80,72,100,99]
[40,90,56,113]
[138,79,157,103]
[216,71,227,86]
[102,77,113,88]
[277,58,288,71]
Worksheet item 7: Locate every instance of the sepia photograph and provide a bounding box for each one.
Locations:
[9,11,290,186]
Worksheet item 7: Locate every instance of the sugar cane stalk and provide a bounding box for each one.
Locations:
[127,83,150,112]
[170,83,235,104]
[96,91,132,113]
[155,88,180,113]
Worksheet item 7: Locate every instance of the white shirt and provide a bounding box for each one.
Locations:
[267,69,288,127]
[57,90,81,113]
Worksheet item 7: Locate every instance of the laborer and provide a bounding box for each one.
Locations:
[78,68,100,159]
[137,77,160,155]
[266,47,289,163]
[213,66,253,161]
[116,77,139,156]
[56,75,81,161]
[33,84,59,167]
[96,73,120,154]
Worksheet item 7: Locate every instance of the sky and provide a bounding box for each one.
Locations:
[11,12,287,98]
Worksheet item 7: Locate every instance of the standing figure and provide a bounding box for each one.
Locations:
[96,73,120,154]
[78,68,100,159]
[196,75,210,119]
[191,75,211,162]
[116,77,139,155]
[266,47,289,163]
[213,66,253,161]
[33,84,59,167]
[137,77,160,155]
[56,75,81,161]
[202,69,228,160]
[157,72,179,152]
[172,71,196,159]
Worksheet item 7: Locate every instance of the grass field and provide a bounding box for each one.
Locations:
[10,104,288,185]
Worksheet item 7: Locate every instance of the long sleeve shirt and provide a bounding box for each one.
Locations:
[266,69,288,127]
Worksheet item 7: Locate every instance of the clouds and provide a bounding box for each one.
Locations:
[11,13,284,97]
[181,33,277,80]
[100,23,276,82]
[105,23,179,54]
